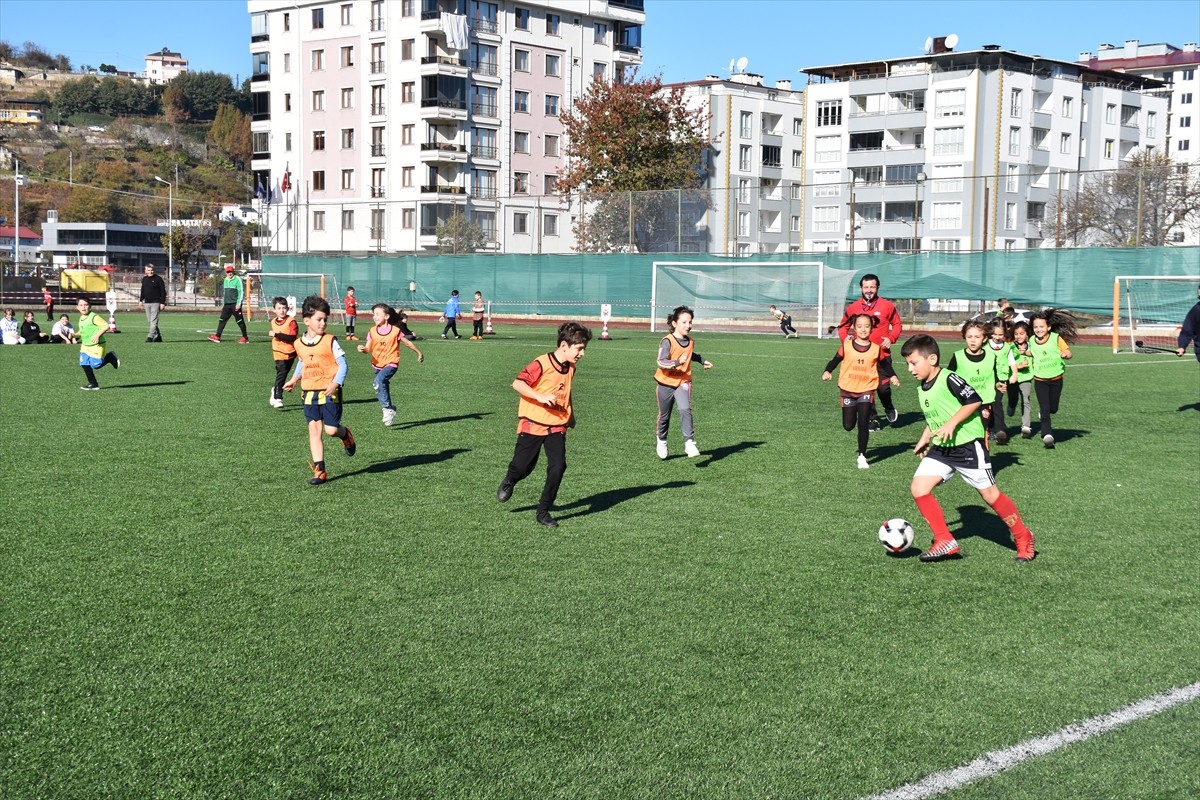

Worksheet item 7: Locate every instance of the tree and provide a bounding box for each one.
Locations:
[99,63,117,74]
[170,71,240,121]
[217,220,255,265]
[162,83,189,124]
[207,104,251,168]
[52,77,99,117]
[558,69,709,253]
[1051,151,1200,247]
[435,210,488,254]
[61,186,122,223]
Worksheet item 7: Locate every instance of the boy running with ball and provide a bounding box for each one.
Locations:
[901,334,1037,563]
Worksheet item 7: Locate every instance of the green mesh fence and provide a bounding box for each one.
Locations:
[262,246,1200,320]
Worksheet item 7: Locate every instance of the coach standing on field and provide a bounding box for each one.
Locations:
[1177,284,1200,361]
[139,264,168,343]
[837,273,903,429]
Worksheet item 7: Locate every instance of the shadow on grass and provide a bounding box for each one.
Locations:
[989,450,1025,474]
[1178,402,1199,413]
[336,447,470,479]
[694,440,766,467]
[107,381,192,389]
[515,480,697,520]
[396,411,493,429]
[863,442,916,463]
[1046,426,1088,445]
[954,505,1017,554]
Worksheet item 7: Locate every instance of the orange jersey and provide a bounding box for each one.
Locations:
[654,335,694,387]
[295,333,339,391]
[367,323,401,368]
[270,315,298,360]
[516,353,574,433]
[835,337,882,394]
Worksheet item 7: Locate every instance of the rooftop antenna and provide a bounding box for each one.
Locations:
[735,56,748,73]
[945,33,959,50]
[924,36,934,54]
[728,57,736,74]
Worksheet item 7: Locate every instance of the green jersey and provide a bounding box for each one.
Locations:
[918,368,986,447]
[987,340,1012,382]
[1009,340,1034,382]
[948,348,1002,404]
[221,275,244,306]
[78,310,108,358]
[1030,332,1066,380]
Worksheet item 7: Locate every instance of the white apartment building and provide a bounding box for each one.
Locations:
[247,0,645,255]
[799,44,1167,253]
[144,48,189,85]
[674,73,806,255]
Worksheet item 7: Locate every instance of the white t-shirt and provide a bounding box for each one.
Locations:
[0,316,19,345]
[52,320,75,341]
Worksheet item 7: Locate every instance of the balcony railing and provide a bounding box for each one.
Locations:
[370,227,384,240]
[420,184,466,194]
[471,103,498,117]
[370,17,384,31]
[471,186,497,199]
[472,17,498,34]
[371,104,386,115]
[370,144,385,156]
[421,142,467,154]
[420,10,439,21]
[421,55,466,67]
[371,187,385,198]
[471,61,498,76]
[370,60,385,74]
[251,72,269,82]
[421,98,467,111]
[471,144,497,159]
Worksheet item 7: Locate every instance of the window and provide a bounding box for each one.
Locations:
[402,208,414,229]
[341,87,354,109]
[1059,133,1071,154]
[761,145,781,167]
[402,166,413,187]
[402,39,414,60]
[473,85,497,116]
[341,4,351,25]
[370,209,385,239]
[1105,103,1116,124]
[1121,105,1138,127]
[1008,126,1020,157]
[593,62,606,82]
[543,174,558,194]
[514,172,529,193]
[312,8,324,28]
[545,94,559,116]
[1010,88,1022,117]
[285,132,292,151]
[284,93,292,111]
[812,206,839,233]
[341,46,354,67]
[283,12,290,31]
[545,54,560,77]
[594,22,607,43]
[311,49,324,71]
[1062,96,1073,117]
[514,49,529,72]
[312,170,325,191]
[790,183,801,200]
[932,164,963,193]
[546,13,560,35]
[813,170,839,197]
[1147,112,1157,137]
[1179,140,1191,152]
[931,201,961,229]
[513,211,528,234]
[402,82,414,103]
[1031,127,1048,150]
[793,117,803,135]
[1181,93,1194,104]
[312,90,324,111]
[937,88,965,117]
[313,130,326,150]
[1180,116,1193,128]
[401,0,413,15]
[739,111,752,138]
[1006,164,1019,193]
[1184,68,1196,80]
[851,165,882,185]
[738,145,751,171]
[1104,139,1114,159]
[342,210,354,230]
[544,134,559,157]
[544,213,558,235]
[313,210,325,230]
[515,7,529,30]
[514,90,529,112]
[814,135,840,163]
[737,211,750,237]
[791,215,801,232]
[932,239,960,252]
[371,168,384,197]
[1004,202,1017,230]
[816,100,842,127]
[341,169,354,190]
[792,150,803,168]
[283,53,291,73]
[933,127,964,155]
[885,164,922,185]
[1027,201,1045,221]
[402,124,413,145]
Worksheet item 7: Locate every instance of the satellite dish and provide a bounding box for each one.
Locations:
[945,33,959,49]
[924,36,933,54]
[729,58,736,73]
[736,56,749,73]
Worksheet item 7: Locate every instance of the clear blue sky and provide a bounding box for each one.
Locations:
[1,0,1197,85]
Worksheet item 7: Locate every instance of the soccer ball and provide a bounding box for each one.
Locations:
[878,518,915,554]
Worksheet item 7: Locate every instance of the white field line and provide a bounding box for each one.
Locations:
[862,680,1200,800]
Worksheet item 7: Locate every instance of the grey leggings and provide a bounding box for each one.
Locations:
[656,382,695,441]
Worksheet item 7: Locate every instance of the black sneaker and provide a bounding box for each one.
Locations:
[496,479,514,503]
[885,407,898,423]
[868,418,882,432]
[536,511,559,528]
[995,430,1008,444]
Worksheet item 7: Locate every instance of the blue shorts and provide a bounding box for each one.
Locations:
[303,388,344,427]
[79,352,105,368]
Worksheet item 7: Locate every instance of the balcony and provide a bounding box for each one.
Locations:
[421,55,468,77]
[470,186,498,200]
[370,103,386,116]
[370,227,384,240]
[471,102,498,119]
[471,60,499,77]
[1029,145,1050,166]
[471,144,497,160]
[370,17,384,31]
[371,187,386,198]
[420,184,466,195]
[370,144,385,157]
[250,71,269,83]
[614,43,642,63]
[472,16,499,35]
[420,142,468,164]
[370,60,385,74]
[421,97,468,122]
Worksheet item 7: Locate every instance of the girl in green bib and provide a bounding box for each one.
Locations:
[1028,309,1078,449]
[1006,321,1035,439]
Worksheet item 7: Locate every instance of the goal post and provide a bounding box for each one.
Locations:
[650,260,856,336]
[1112,275,1199,353]
[256,273,338,312]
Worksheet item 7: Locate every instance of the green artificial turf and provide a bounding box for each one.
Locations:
[1,311,1197,799]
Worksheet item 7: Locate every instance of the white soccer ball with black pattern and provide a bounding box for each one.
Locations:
[878,518,915,554]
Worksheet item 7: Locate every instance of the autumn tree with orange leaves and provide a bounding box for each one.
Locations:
[559,70,709,253]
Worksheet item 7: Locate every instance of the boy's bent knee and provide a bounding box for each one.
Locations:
[323,425,341,437]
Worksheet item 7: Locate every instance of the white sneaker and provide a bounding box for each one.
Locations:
[383,408,396,427]
[684,440,701,458]
[857,454,870,469]
[656,439,668,459]
[271,398,284,409]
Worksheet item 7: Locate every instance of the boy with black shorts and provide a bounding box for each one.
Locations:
[901,334,1037,563]
[496,321,591,528]
[283,295,356,485]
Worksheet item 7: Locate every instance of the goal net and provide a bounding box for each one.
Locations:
[650,261,856,336]
[1112,275,1198,353]
[256,273,340,316]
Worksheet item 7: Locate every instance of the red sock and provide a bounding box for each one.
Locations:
[914,494,952,543]
[988,492,1030,537]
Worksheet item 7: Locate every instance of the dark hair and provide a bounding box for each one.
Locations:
[900,333,939,360]
[960,319,988,337]
[1030,308,1079,344]
[557,321,592,347]
[347,285,355,291]
[301,295,330,318]
[451,289,459,296]
[1012,320,1031,337]
[373,302,402,326]
[849,312,874,328]
[271,296,287,307]
[860,273,880,287]
[667,305,694,328]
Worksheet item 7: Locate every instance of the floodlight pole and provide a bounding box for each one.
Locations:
[155,176,174,304]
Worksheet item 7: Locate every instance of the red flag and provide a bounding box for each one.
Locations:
[281,163,292,193]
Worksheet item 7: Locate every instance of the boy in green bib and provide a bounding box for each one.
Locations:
[901,334,1037,563]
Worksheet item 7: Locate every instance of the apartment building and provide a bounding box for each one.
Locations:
[674,73,806,255]
[144,48,189,85]
[246,0,645,255]
[798,43,1166,253]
